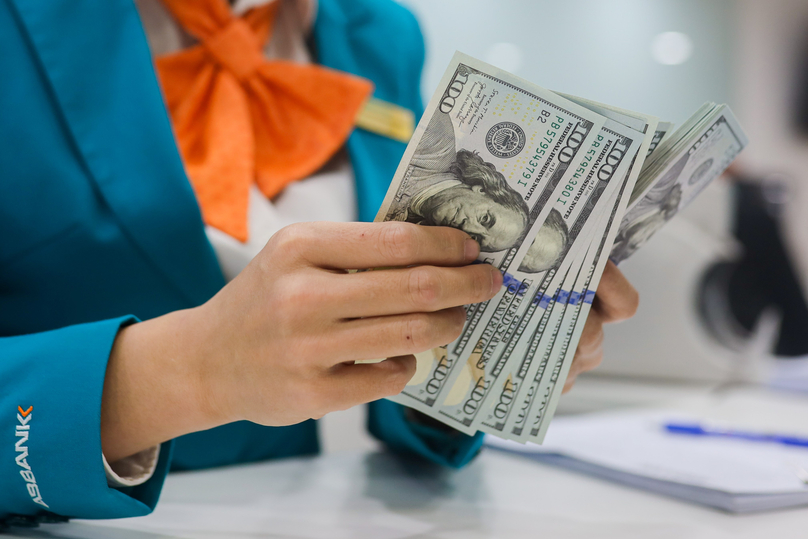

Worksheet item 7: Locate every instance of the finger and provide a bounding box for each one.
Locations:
[564,311,606,395]
[330,263,502,318]
[571,310,604,373]
[326,307,467,364]
[562,374,577,394]
[321,355,418,410]
[272,221,480,270]
[593,261,639,323]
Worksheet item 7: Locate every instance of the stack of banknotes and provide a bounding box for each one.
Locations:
[375,52,748,443]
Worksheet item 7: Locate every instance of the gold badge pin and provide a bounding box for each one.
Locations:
[355,97,415,143]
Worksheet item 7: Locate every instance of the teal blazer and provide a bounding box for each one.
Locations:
[0,0,483,525]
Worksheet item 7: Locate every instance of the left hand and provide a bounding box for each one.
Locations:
[563,261,639,393]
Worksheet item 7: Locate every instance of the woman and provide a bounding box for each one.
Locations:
[0,0,638,526]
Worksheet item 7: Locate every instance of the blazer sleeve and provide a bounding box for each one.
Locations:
[367,400,484,468]
[0,317,173,525]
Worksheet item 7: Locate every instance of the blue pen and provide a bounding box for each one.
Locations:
[663,422,808,449]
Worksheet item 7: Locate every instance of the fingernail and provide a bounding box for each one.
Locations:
[491,267,503,295]
[464,239,480,261]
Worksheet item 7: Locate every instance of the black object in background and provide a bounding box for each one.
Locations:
[699,180,808,357]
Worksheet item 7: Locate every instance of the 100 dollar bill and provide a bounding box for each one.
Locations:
[436,119,642,433]
[376,52,605,416]
[612,105,748,264]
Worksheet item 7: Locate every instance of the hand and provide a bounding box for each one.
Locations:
[562,261,638,393]
[101,222,501,461]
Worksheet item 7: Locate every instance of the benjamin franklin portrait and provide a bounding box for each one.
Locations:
[518,209,570,274]
[386,113,529,252]
[611,182,683,264]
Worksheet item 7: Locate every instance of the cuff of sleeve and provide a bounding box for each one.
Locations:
[367,399,484,469]
[0,316,172,519]
[103,446,160,488]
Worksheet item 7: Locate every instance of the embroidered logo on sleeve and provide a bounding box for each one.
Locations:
[15,406,49,508]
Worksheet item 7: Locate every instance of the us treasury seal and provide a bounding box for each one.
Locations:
[486,122,526,159]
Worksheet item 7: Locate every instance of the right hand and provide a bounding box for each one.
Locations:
[193,221,502,428]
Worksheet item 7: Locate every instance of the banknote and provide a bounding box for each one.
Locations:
[520,106,749,439]
[557,93,660,152]
[647,121,674,158]
[444,219,597,434]
[479,228,594,438]
[377,52,606,415]
[628,103,716,207]
[496,179,626,440]
[474,96,662,437]
[556,95,664,222]
[435,119,642,434]
[526,176,633,442]
[612,105,748,264]
[438,82,610,389]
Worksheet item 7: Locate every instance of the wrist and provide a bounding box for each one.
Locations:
[182,302,239,428]
[101,306,227,462]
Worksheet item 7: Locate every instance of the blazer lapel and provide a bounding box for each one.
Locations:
[9,0,224,305]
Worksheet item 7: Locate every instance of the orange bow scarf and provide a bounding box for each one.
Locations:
[155,0,374,241]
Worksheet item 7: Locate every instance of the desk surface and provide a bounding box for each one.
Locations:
[11,383,808,539]
[11,448,808,539]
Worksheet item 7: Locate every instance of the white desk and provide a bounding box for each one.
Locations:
[9,382,808,539]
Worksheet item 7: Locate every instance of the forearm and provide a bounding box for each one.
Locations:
[100,307,223,462]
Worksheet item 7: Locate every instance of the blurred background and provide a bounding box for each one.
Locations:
[408,0,732,125]
[322,0,808,451]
